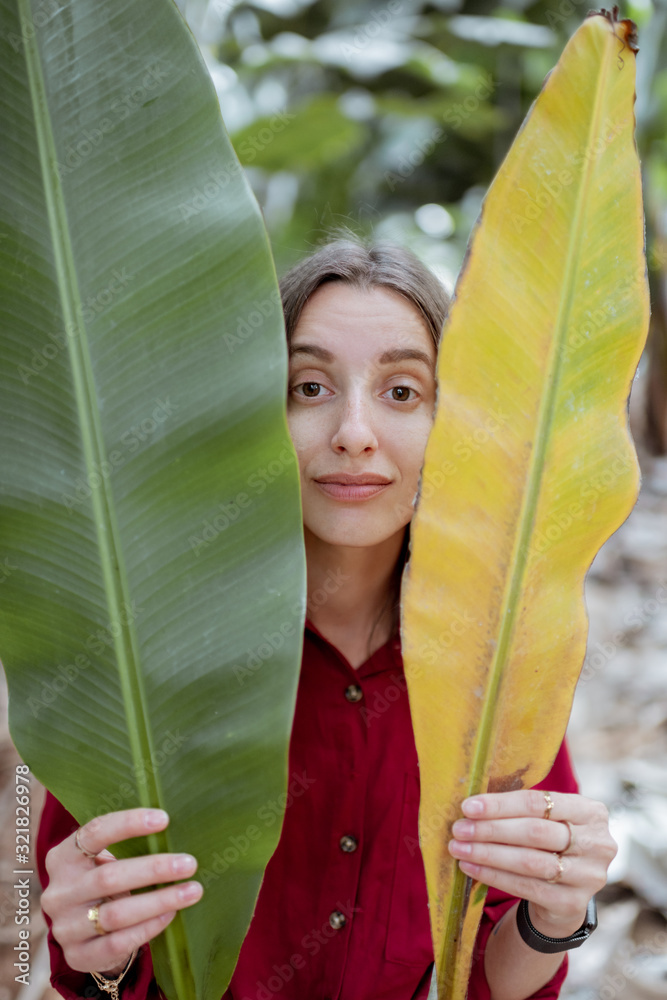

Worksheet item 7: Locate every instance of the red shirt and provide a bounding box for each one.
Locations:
[38,617,577,999]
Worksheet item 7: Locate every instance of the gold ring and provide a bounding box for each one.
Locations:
[75,828,98,859]
[547,853,564,884]
[87,905,107,936]
[560,819,575,855]
[543,791,554,821]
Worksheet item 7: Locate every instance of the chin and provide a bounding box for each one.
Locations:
[304,511,409,549]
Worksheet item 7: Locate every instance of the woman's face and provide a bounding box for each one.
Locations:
[287,281,438,549]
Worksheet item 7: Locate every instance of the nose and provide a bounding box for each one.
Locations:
[330,391,378,457]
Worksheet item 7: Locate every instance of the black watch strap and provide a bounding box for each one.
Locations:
[516,897,598,953]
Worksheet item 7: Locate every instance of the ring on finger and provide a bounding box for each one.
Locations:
[543,791,554,821]
[560,819,575,855]
[87,904,107,936]
[75,828,98,859]
[546,852,564,884]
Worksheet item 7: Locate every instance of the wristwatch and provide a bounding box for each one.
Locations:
[516,897,598,953]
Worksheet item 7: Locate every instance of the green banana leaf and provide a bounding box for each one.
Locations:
[0,2,306,999]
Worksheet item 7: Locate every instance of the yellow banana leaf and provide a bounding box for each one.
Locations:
[400,9,649,997]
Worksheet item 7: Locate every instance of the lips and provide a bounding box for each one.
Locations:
[315,473,392,485]
[314,473,392,501]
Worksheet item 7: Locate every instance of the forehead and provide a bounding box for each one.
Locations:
[291,282,436,360]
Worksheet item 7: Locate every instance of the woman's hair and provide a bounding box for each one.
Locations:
[279,229,450,351]
[278,229,451,658]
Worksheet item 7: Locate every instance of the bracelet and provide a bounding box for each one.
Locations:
[90,949,138,1000]
[516,897,598,953]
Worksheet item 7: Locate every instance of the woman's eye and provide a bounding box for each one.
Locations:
[388,385,416,402]
[295,382,323,398]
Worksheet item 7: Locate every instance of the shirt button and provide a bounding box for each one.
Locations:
[345,684,363,702]
[329,910,347,930]
[339,835,358,853]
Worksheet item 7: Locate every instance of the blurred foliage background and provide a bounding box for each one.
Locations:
[175,0,667,454]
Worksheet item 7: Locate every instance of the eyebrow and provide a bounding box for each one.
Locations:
[289,344,435,370]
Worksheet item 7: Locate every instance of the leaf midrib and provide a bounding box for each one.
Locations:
[18,3,191,995]
[18,0,155,813]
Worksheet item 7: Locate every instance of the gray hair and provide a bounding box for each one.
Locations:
[278,230,450,346]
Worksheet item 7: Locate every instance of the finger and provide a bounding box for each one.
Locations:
[75,852,198,905]
[67,911,177,973]
[82,881,203,938]
[455,859,596,919]
[451,817,576,854]
[449,840,580,885]
[462,790,607,825]
[73,809,170,859]
[95,852,120,865]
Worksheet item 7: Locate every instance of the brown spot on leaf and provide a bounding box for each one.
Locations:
[487,765,530,792]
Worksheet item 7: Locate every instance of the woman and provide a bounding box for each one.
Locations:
[37,236,616,1000]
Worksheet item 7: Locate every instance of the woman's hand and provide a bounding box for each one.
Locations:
[41,808,203,978]
[448,789,617,936]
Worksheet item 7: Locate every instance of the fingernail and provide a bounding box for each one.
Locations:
[146,810,169,828]
[459,861,479,875]
[452,820,474,837]
[173,854,197,875]
[462,798,483,817]
[449,840,472,856]
[178,881,203,903]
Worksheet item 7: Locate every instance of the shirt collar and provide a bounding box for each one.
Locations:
[304,616,403,678]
